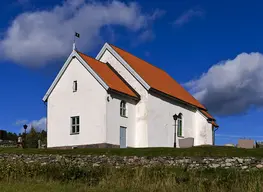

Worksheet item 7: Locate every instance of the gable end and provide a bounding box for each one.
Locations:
[96,43,151,91]
[42,51,109,102]
[105,62,141,101]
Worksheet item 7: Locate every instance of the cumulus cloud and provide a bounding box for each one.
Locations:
[29,117,47,131]
[186,52,263,116]
[17,117,46,133]
[0,0,162,67]
[174,8,204,26]
[15,119,28,126]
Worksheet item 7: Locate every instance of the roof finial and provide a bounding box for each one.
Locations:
[73,42,76,51]
[73,32,80,51]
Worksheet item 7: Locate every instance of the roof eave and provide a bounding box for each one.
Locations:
[42,51,110,102]
[96,43,151,91]
[42,50,76,102]
[200,109,216,121]
[149,87,205,111]
[108,88,140,102]
[207,118,219,128]
[105,62,141,99]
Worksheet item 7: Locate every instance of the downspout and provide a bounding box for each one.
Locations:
[105,94,111,145]
[213,127,218,146]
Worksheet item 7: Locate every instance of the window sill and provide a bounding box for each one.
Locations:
[177,136,184,138]
[70,133,79,135]
[120,115,128,118]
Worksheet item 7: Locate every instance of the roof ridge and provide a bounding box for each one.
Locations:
[76,50,104,63]
[109,43,169,73]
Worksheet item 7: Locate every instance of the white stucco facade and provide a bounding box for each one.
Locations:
[147,93,214,147]
[46,52,140,148]
[44,44,216,148]
[98,49,149,147]
[195,111,213,146]
[97,46,215,148]
[47,57,108,148]
[106,94,137,147]
[147,93,196,147]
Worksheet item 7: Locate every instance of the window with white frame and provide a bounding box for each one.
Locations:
[177,113,183,137]
[71,116,80,134]
[73,80,78,92]
[120,101,127,117]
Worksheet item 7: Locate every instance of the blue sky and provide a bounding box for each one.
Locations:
[1,0,263,145]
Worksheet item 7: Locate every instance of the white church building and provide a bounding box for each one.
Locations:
[43,43,219,148]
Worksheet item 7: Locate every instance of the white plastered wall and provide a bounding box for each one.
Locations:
[98,50,149,147]
[106,94,136,147]
[47,58,107,148]
[194,111,213,146]
[96,45,213,148]
[147,93,196,147]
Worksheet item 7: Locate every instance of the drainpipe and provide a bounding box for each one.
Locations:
[213,127,218,146]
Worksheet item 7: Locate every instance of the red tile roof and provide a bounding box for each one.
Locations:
[200,109,215,120]
[211,121,219,128]
[110,44,206,109]
[109,44,218,127]
[200,109,219,127]
[77,51,138,98]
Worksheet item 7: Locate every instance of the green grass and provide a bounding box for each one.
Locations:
[0,146,263,157]
[0,162,263,192]
[1,146,263,191]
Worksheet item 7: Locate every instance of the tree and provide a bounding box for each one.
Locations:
[6,132,18,141]
[26,127,38,148]
[23,127,47,148]
[39,130,47,145]
[0,130,7,140]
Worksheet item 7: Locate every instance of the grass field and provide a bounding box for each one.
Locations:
[1,146,263,191]
[0,146,263,157]
[0,163,262,192]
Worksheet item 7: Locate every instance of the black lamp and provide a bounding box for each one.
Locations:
[23,124,28,134]
[173,114,178,121]
[23,124,28,148]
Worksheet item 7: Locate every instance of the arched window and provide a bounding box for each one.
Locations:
[120,101,127,117]
[177,113,183,137]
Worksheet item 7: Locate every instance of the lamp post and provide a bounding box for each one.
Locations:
[173,114,178,121]
[173,114,178,148]
[23,124,28,148]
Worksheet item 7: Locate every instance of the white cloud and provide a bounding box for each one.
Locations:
[0,0,162,67]
[138,30,155,42]
[174,8,204,26]
[15,119,28,126]
[29,117,46,131]
[18,117,46,133]
[186,52,263,116]
[149,9,166,21]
